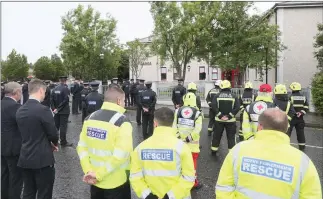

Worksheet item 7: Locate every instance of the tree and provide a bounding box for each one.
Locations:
[312,24,323,114]
[51,54,66,80]
[117,48,130,79]
[127,39,149,79]
[150,2,204,80]
[2,49,29,80]
[59,4,118,80]
[33,56,55,80]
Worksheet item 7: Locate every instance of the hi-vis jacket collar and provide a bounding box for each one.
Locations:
[255,95,273,103]
[153,126,177,137]
[255,130,290,144]
[101,102,126,114]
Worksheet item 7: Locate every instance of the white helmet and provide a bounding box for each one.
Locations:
[214,80,222,86]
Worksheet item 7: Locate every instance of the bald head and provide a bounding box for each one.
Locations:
[104,87,125,107]
[258,108,288,133]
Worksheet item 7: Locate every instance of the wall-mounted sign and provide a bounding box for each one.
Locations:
[141,62,152,65]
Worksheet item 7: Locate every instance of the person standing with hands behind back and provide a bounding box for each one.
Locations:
[16,79,59,199]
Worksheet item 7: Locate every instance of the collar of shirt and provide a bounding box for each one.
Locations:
[101,102,125,114]
[29,97,40,103]
[5,96,17,102]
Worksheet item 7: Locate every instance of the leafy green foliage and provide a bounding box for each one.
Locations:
[127,39,150,79]
[117,48,130,79]
[312,24,323,113]
[2,49,29,80]
[33,54,66,81]
[311,72,323,113]
[59,4,120,80]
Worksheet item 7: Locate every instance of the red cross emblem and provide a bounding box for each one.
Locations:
[184,110,191,115]
[257,104,264,111]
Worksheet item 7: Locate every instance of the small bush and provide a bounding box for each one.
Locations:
[311,72,323,114]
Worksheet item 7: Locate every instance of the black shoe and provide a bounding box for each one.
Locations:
[61,142,73,147]
[192,183,203,190]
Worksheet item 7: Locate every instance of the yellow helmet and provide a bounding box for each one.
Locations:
[289,82,301,91]
[274,84,287,94]
[244,81,253,89]
[220,80,231,89]
[187,82,197,90]
[183,92,197,107]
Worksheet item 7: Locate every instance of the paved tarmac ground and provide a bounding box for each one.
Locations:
[53,111,323,199]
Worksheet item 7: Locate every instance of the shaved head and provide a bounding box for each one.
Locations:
[104,87,125,107]
[258,108,288,133]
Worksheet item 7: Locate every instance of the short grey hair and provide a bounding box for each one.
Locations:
[4,82,22,95]
[258,108,288,133]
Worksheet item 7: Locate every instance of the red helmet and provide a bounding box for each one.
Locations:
[259,84,272,93]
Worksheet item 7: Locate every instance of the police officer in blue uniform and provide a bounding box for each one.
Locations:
[136,79,146,125]
[50,76,73,147]
[84,82,104,118]
[139,81,157,139]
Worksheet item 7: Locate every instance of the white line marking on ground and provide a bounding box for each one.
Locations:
[290,143,323,149]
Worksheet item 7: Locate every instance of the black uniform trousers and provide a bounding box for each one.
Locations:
[142,112,154,140]
[21,166,55,199]
[212,121,236,150]
[79,99,82,111]
[208,108,215,136]
[82,109,87,124]
[72,97,80,114]
[125,93,130,107]
[239,112,244,142]
[136,106,142,124]
[54,114,69,144]
[287,116,306,150]
[1,156,23,199]
[90,181,131,199]
[131,94,136,106]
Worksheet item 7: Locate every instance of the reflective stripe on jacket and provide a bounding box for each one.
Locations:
[77,102,133,189]
[173,106,203,153]
[130,126,195,199]
[216,130,322,199]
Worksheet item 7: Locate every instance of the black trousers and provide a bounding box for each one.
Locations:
[212,121,236,150]
[131,94,136,106]
[21,166,55,199]
[208,109,215,135]
[136,106,142,124]
[72,97,80,114]
[238,112,244,142]
[90,181,131,199]
[1,156,23,199]
[125,93,130,106]
[82,108,87,124]
[79,99,83,111]
[54,114,69,144]
[287,116,306,150]
[142,112,154,140]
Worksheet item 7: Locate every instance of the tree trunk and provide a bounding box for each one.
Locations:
[183,64,187,81]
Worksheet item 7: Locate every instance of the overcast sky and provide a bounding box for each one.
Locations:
[1,2,276,63]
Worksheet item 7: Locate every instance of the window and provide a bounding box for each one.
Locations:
[212,68,218,80]
[199,66,206,80]
[161,67,167,80]
[173,68,180,80]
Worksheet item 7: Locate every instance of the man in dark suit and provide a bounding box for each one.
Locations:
[16,79,59,199]
[1,82,23,199]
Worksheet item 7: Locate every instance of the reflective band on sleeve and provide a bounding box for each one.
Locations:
[232,144,241,186]
[166,190,176,199]
[78,151,89,160]
[291,154,310,199]
[303,106,309,109]
[113,149,129,159]
[182,175,195,182]
[120,159,130,169]
[236,186,283,199]
[293,104,304,107]
[78,141,87,147]
[143,169,179,177]
[109,112,123,124]
[90,159,114,172]
[175,140,184,174]
[208,128,212,131]
[129,170,143,179]
[286,102,291,114]
[141,188,151,199]
[301,110,306,115]
[215,185,235,192]
[88,148,113,157]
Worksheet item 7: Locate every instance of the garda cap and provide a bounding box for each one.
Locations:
[145,81,152,85]
[90,82,100,87]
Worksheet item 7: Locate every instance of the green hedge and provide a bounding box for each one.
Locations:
[311,72,323,114]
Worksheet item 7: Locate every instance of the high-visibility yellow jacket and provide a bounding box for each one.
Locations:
[130,126,195,199]
[173,106,202,153]
[216,130,322,199]
[77,102,133,189]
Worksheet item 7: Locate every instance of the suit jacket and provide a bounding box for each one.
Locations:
[16,99,59,169]
[1,97,22,156]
